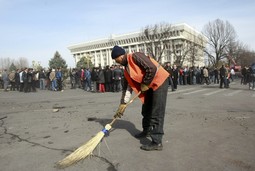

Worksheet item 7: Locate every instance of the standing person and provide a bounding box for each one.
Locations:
[248,63,255,90]
[183,66,188,85]
[104,65,113,92]
[226,68,230,88]
[241,66,247,85]
[49,69,57,91]
[70,68,76,89]
[188,67,193,85]
[56,68,63,91]
[164,62,175,91]
[230,67,235,82]
[111,45,169,151]
[76,69,82,88]
[91,67,99,92]
[98,67,105,93]
[46,69,51,90]
[39,69,46,90]
[22,68,28,93]
[15,69,20,91]
[214,67,219,84]
[179,67,184,85]
[31,69,37,92]
[200,67,204,84]
[2,69,9,92]
[80,68,85,89]
[112,65,123,92]
[19,68,24,92]
[27,68,33,92]
[219,65,227,88]
[192,66,197,85]
[203,67,210,85]
[172,64,179,90]
[84,68,92,91]
[8,70,16,91]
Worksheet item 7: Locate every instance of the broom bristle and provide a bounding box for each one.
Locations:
[56,124,112,169]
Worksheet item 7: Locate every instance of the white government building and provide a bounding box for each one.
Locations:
[68,23,206,68]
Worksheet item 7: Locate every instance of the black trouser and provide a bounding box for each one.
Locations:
[220,76,226,88]
[27,82,32,92]
[214,76,219,84]
[10,82,16,91]
[57,79,62,91]
[141,79,168,144]
[23,81,28,92]
[168,77,174,90]
[105,82,112,92]
[16,81,20,91]
[173,78,178,89]
[20,82,24,92]
[114,80,121,92]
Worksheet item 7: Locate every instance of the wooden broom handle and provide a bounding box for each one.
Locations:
[109,91,141,126]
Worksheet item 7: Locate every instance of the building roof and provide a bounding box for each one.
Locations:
[68,23,202,49]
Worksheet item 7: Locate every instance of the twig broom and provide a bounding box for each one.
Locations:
[56,91,141,169]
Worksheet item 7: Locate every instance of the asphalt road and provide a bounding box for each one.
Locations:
[0,80,254,171]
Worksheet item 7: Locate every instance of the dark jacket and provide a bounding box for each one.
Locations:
[91,68,99,82]
[220,67,226,77]
[113,67,123,80]
[39,71,46,79]
[97,69,105,83]
[104,68,112,83]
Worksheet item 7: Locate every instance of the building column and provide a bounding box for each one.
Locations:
[108,49,113,66]
[100,50,104,67]
[106,49,109,66]
[73,54,77,65]
[144,43,147,54]
[94,51,98,67]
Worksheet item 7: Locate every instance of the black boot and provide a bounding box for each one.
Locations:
[140,141,163,151]
[134,131,150,138]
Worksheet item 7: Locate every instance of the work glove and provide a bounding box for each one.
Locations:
[140,84,149,93]
[114,104,127,118]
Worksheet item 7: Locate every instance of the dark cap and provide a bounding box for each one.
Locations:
[111,45,125,59]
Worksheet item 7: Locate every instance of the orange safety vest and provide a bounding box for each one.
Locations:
[124,53,169,103]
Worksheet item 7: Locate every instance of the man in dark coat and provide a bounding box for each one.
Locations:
[219,65,227,88]
[172,64,179,89]
[91,67,99,92]
[164,62,175,91]
[104,65,113,92]
[112,65,123,92]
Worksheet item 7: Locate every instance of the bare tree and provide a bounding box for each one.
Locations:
[0,57,29,70]
[225,40,247,66]
[0,57,15,70]
[140,22,172,62]
[15,57,29,69]
[189,35,206,67]
[203,19,237,67]
[171,42,191,66]
[170,34,205,67]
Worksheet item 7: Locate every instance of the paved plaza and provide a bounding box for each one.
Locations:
[0,80,254,171]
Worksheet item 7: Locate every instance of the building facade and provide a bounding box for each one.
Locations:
[68,23,206,68]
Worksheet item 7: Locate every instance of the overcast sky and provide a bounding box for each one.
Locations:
[1,0,254,68]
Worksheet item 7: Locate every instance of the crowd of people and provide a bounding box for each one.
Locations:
[0,63,254,93]
[240,64,255,90]
[164,63,255,90]
[69,65,124,93]
[0,67,64,92]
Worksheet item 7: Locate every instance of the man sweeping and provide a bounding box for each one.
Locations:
[111,45,169,151]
